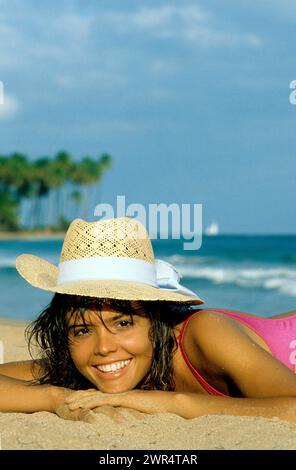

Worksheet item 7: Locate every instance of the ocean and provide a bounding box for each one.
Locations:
[0,235,296,321]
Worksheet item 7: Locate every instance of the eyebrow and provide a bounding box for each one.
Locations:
[67,313,130,330]
[68,323,90,331]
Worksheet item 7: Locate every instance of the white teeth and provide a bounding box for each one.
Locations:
[97,359,130,373]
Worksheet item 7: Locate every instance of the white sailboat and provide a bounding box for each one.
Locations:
[205,222,219,236]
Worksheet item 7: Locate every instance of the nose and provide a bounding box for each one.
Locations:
[93,326,118,356]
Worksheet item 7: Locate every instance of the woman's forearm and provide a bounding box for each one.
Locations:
[0,373,62,413]
[176,393,296,422]
[65,389,296,422]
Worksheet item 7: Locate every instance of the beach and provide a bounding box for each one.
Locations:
[0,318,295,450]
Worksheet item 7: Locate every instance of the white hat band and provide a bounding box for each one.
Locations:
[57,256,198,298]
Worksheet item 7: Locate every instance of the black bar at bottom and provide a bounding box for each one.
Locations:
[0,450,294,465]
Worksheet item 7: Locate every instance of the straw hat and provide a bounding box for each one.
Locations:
[16,217,204,305]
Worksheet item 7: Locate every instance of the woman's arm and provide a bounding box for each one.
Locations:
[0,372,94,421]
[0,372,61,412]
[64,389,296,422]
[175,394,296,421]
[0,360,41,381]
[0,373,129,423]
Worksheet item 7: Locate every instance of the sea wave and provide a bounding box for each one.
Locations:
[0,255,59,269]
[177,265,296,297]
[1,252,296,298]
[0,257,17,268]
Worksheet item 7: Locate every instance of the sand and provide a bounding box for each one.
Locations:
[0,318,295,450]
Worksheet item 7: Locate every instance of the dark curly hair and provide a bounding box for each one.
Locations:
[26,294,195,391]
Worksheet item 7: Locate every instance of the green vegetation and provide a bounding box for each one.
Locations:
[0,151,112,231]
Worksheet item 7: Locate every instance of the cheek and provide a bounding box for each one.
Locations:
[125,333,153,361]
[69,341,90,369]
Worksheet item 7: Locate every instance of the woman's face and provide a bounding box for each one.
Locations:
[67,305,153,393]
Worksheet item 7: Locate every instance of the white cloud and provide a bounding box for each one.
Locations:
[0,10,94,69]
[54,67,129,91]
[129,5,209,29]
[184,28,262,48]
[0,93,21,120]
[0,3,262,82]
[264,0,296,16]
[0,23,27,67]
[102,4,262,48]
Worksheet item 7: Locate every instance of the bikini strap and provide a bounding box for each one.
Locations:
[178,311,227,397]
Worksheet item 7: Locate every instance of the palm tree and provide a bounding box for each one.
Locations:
[99,153,112,170]
[0,151,113,231]
[70,154,112,218]
[71,157,96,218]
[1,153,31,198]
[0,153,33,230]
[0,190,19,230]
[94,153,112,206]
[30,157,53,228]
[69,189,83,218]
[50,151,73,228]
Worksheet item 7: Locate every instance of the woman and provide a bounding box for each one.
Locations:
[1,217,296,422]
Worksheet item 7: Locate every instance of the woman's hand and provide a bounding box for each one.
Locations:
[53,387,141,423]
[55,399,99,423]
[65,389,178,415]
[52,387,95,423]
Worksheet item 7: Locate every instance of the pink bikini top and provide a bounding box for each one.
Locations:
[178,308,296,397]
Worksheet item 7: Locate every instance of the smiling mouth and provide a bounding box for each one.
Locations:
[94,359,131,374]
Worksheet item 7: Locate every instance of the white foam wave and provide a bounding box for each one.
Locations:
[165,255,211,265]
[0,257,18,268]
[0,255,59,268]
[175,265,296,297]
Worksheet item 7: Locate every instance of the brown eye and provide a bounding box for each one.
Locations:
[114,320,133,329]
[74,327,90,337]
[119,320,132,327]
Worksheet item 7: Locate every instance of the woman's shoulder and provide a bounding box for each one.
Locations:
[183,309,251,358]
[183,309,276,370]
[183,309,296,397]
[185,308,241,333]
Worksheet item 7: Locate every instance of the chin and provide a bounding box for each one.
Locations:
[100,384,134,394]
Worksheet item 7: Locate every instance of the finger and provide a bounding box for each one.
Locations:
[78,408,99,424]
[114,406,145,420]
[68,400,94,410]
[68,396,108,410]
[65,390,99,404]
[93,405,127,423]
[122,408,145,421]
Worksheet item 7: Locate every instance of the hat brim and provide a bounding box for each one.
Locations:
[16,254,204,305]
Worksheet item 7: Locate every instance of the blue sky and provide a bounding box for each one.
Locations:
[0,0,296,233]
